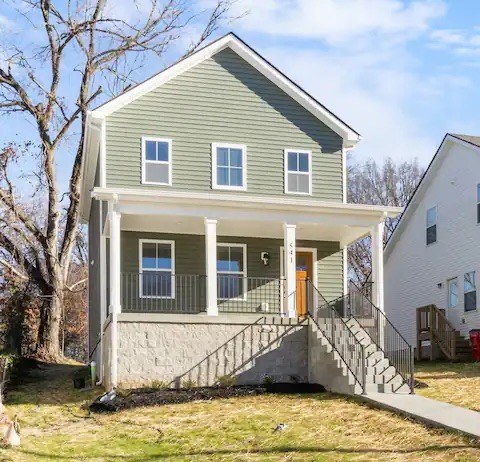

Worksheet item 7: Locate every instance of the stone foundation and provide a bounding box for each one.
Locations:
[116,314,308,388]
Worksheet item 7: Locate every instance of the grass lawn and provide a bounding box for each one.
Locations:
[415,361,480,411]
[0,362,479,461]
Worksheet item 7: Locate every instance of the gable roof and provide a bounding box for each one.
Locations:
[80,32,361,221]
[384,133,480,260]
[450,133,480,148]
[90,32,360,143]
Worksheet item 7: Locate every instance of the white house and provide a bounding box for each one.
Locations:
[385,133,480,359]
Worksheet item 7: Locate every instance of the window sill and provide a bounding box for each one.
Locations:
[284,191,312,196]
[212,185,247,192]
[141,181,172,186]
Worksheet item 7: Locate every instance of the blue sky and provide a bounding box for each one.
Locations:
[1,0,480,193]
[220,0,480,164]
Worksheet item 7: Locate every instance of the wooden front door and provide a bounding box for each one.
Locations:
[296,251,313,317]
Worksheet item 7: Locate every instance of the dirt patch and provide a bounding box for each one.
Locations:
[89,383,326,413]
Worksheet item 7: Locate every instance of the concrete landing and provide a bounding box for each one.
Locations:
[361,392,480,439]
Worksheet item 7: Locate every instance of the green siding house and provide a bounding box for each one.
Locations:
[81,33,407,393]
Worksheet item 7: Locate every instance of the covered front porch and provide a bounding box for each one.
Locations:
[94,189,400,319]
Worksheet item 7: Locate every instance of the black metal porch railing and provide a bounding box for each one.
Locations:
[338,284,414,393]
[121,273,206,313]
[307,280,366,393]
[217,276,283,314]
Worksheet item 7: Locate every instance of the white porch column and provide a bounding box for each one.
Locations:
[108,202,121,389]
[205,218,218,316]
[370,220,385,313]
[283,223,297,318]
[371,219,385,350]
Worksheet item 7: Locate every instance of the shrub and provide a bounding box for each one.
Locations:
[181,378,196,390]
[151,380,169,390]
[216,375,236,388]
[262,375,274,386]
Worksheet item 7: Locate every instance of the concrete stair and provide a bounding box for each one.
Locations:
[308,318,411,395]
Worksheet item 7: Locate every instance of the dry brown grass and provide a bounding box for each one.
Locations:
[415,361,480,411]
[0,362,478,461]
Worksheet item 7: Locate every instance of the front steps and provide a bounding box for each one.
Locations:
[308,318,411,395]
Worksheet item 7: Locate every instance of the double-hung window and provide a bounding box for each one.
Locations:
[142,137,172,185]
[448,278,458,309]
[212,143,246,190]
[477,183,480,224]
[285,149,312,195]
[464,271,477,312]
[426,206,437,245]
[217,244,247,300]
[140,240,175,298]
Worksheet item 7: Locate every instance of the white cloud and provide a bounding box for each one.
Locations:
[229,0,446,45]
[430,28,480,56]
[215,0,464,165]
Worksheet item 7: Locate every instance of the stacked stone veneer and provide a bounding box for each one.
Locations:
[116,314,308,387]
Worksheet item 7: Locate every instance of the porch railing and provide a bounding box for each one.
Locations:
[217,276,283,314]
[121,273,206,313]
[342,285,414,393]
[307,281,366,393]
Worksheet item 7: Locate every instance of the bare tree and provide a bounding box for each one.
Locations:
[348,157,424,283]
[0,0,236,361]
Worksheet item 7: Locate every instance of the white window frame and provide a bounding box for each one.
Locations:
[217,243,247,301]
[139,239,175,299]
[447,277,458,309]
[141,137,172,186]
[477,183,480,224]
[284,149,312,195]
[426,205,437,246]
[464,271,477,312]
[211,143,247,191]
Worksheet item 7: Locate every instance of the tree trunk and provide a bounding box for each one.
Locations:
[36,289,63,362]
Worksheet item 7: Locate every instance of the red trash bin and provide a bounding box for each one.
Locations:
[469,330,480,361]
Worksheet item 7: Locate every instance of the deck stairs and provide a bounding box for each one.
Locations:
[416,305,472,361]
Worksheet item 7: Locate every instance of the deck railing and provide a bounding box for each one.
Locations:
[307,281,366,393]
[417,304,456,360]
[347,285,414,393]
[120,273,283,314]
[217,276,283,314]
[121,273,206,313]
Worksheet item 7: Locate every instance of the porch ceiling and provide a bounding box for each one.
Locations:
[120,214,370,246]
[97,188,402,247]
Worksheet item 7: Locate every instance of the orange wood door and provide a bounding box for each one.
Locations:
[296,252,313,317]
[296,270,308,316]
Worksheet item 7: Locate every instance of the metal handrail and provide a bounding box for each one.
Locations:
[348,283,415,393]
[307,280,366,393]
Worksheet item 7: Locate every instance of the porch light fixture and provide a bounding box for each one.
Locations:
[261,252,270,266]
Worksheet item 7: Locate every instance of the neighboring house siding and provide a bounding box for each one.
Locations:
[105,48,343,201]
[88,199,101,358]
[385,141,480,345]
[120,231,343,312]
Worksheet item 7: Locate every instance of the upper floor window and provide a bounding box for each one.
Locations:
[139,239,175,298]
[217,243,247,300]
[464,271,476,312]
[285,149,312,195]
[477,183,480,224]
[426,206,437,245]
[142,137,172,185]
[212,143,246,191]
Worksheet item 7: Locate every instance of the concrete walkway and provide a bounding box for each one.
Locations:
[361,392,480,438]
